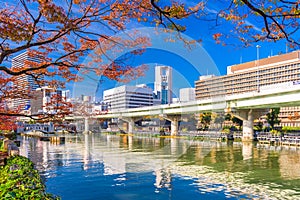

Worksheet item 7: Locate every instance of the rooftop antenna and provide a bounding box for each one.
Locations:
[240,55,243,64]
[286,43,288,53]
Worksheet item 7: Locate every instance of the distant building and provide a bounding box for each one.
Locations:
[12,51,44,110]
[82,95,92,103]
[93,102,110,114]
[103,84,153,111]
[154,66,172,104]
[62,90,71,102]
[195,50,300,127]
[172,98,180,103]
[31,87,66,114]
[179,88,195,102]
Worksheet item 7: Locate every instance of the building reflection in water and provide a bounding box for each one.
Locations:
[128,136,133,150]
[170,138,178,155]
[18,134,300,198]
[83,134,90,170]
[279,149,300,180]
[155,168,172,189]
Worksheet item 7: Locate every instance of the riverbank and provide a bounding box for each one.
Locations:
[0,155,60,199]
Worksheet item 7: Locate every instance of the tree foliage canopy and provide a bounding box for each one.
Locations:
[1,0,300,124]
[266,108,281,129]
[199,112,212,130]
[0,0,202,122]
[210,0,300,47]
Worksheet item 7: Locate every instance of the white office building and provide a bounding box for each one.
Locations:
[62,90,71,102]
[179,88,195,102]
[103,84,153,111]
[154,66,172,104]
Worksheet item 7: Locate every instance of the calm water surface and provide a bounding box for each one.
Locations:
[19,134,300,200]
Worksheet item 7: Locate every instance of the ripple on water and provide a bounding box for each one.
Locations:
[171,164,300,200]
[20,135,300,200]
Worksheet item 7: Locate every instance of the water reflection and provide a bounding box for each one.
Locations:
[155,168,172,189]
[19,134,300,199]
[242,142,253,160]
[279,150,300,180]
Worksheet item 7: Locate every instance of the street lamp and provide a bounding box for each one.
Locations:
[256,45,261,92]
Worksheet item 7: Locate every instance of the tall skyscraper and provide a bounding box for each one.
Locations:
[12,51,44,110]
[154,66,172,104]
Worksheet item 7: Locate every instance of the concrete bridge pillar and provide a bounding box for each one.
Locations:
[227,108,268,141]
[242,109,254,141]
[170,117,179,136]
[128,119,135,134]
[120,117,141,134]
[161,114,181,136]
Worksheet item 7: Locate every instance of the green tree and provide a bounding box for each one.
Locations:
[232,116,243,130]
[266,108,281,130]
[0,156,59,199]
[213,113,225,129]
[255,121,263,131]
[199,112,212,130]
[224,113,232,121]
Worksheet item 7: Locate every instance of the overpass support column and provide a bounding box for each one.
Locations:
[228,108,267,141]
[162,115,181,136]
[128,119,135,134]
[120,117,141,134]
[170,117,179,136]
[242,109,254,141]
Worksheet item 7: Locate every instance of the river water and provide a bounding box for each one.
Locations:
[19,134,300,200]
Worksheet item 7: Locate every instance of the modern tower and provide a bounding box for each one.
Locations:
[12,51,43,110]
[154,66,172,104]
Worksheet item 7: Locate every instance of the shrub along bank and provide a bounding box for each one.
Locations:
[0,155,59,199]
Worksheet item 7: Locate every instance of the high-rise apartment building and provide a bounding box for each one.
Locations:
[103,84,153,111]
[12,51,44,110]
[154,66,172,104]
[195,51,300,126]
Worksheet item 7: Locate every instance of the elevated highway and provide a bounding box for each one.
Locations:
[69,82,300,141]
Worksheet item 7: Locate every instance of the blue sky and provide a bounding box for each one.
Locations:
[72,17,290,100]
[73,0,294,100]
[2,0,292,99]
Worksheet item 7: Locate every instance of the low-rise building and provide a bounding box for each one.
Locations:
[103,84,154,111]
